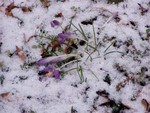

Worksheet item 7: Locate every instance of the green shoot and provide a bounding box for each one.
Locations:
[78,24,88,41]
[104,41,116,53]
[77,62,84,83]
[92,24,97,47]
[0,75,5,85]
[60,59,81,69]
[104,51,125,56]
[70,22,97,51]
[85,51,93,61]
[0,62,3,68]
[63,67,78,74]
[71,23,88,41]
[71,22,100,61]
[89,69,99,81]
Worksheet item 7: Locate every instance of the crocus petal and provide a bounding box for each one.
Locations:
[37,57,51,65]
[50,20,60,27]
[53,69,60,79]
[38,65,53,75]
[57,37,64,44]
[58,33,71,39]
[37,54,79,66]
[37,57,63,65]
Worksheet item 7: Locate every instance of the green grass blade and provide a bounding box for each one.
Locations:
[104,41,115,53]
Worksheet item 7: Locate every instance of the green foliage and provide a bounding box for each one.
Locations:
[146,28,150,34]
[0,75,5,85]
[0,62,3,68]
[107,0,124,4]
[30,110,35,113]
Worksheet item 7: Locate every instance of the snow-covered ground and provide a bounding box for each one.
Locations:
[0,0,150,113]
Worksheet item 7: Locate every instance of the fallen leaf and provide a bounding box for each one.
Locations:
[16,46,26,62]
[0,92,9,97]
[16,46,21,52]
[40,0,50,8]
[5,2,15,16]
[6,2,14,12]
[141,99,149,111]
[55,12,63,18]
[21,6,32,12]
[5,10,13,16]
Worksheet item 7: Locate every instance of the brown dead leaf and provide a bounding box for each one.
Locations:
[55,12,63,18]
[5,10,13,16]
[16,46,22,52]
[0,92,9,98]
[6,2,15,12]
[141,99,149,111]
[26,35,37,43]
[41,0,50,8]
[21,6,32,12]
[116,77,133,91]
[5,2,15,16]
[16,46,26,62]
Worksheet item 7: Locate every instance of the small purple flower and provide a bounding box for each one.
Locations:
[50,20,60,27]
[57,37,64,44]
[58,33,71,38]
[38,65,53,75]
[37,57,63,65]
[37,54,78,66]
[38,65,60,79]
[52,69,60,79]
[57,33,71,44]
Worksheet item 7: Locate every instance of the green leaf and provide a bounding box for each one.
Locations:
[146,29,150,34]
[30,110,35,113]
[0,75,5,85]
[108,0,124,4]
[0,62,3,68]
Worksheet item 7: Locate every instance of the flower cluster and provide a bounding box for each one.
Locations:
[50,20,60,28]
[37,57,61,79]
[36,20,79,80]
[50,20,72,44]
[37,54,79,80]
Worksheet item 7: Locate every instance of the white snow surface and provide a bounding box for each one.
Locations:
[0,0,150,113]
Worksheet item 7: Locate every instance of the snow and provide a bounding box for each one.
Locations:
[0,0,150,113]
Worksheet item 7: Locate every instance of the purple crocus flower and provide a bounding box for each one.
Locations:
[38,65,60,79]
[38,65,54,75]
[57,32,71,44]
[37,54,78,66]
[58,32,71,38]
[52,69,60,79]
[50,20,60,27]
[37,57,63,65]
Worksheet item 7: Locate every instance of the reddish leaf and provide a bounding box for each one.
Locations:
[6,2,15,12]
[16,46,26,62]
[40,0,50,8]
[0,92,9,97]
[5,2,15,16]
[21,6,32,12]
[55,13,63,18]
[141,99,149,111]
[5,10,13,16]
